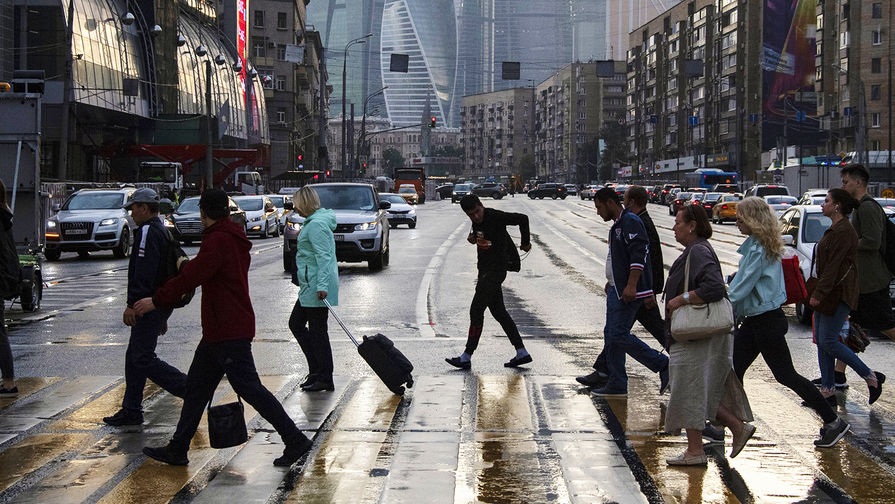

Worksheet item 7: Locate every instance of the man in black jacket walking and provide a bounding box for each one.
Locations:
[104,188,188,426]
[446,194,533,369]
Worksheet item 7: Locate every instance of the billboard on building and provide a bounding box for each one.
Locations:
[760,0,818,150]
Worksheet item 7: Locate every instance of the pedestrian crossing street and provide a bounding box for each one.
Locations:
[0,373,893,503]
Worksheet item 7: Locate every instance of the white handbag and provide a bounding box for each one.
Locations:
[670,251,734,341]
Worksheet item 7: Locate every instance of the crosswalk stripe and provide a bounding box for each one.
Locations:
[0,376,118,435]
[476,374,533,431]
[402,375,463,431]
[0,377,62,414]
[0,433,92,494]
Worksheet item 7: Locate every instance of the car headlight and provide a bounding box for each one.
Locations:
[46,220,57,229]
[355,221,378,231]
[408,208,416,214]
[99,218,119,226]
[250,216,262,222]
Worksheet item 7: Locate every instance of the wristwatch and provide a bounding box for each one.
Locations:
[682,292,691,304]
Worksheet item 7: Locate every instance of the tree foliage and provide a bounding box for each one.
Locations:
[517,153,536,181]
[597,122,628,181]
[382,148,405,178]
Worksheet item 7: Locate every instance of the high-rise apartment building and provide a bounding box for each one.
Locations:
[460,88,536,179]
[535,62,627,183]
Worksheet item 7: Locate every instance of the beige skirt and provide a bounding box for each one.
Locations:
[664,332,753,433]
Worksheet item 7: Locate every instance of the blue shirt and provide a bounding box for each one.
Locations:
[728,235,787,319]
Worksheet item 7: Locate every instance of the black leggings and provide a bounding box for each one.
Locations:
[466,269,524,354]
[733,308,837,424]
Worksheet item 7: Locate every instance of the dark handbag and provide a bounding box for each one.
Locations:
[845,322,871,353]
[207,395,247,449]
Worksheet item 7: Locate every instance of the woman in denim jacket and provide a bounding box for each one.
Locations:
[729,197,848,448]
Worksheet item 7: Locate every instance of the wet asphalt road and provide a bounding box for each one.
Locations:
[1,197,895,503]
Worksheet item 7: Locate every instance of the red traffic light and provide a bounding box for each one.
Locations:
[428,116,436,128]
[326,170,331,176]
[313,174,319,180]
[297,153,303,161]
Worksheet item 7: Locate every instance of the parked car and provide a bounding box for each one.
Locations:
[764,195,798,216]
[779,205,831,323]
[744,184,790,198]
[265,194,291,231]
[668,191,692,215]
[398,184,420,205]
[564,184,579,196]
[167,196,247,244]
[579,184,600,200]
[233,195,279,238]
[472,182,507,199]
[436,183,455,200]
[528,183,567,199]
[380,193,417,228]
[797,189,828,206]
[44,188,137,261]
[282,183,390,272]
[451,183,473,203]
[711,194,742,223]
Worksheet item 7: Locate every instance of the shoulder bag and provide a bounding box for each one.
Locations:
[207,393,247,449]
[670,249,734,341]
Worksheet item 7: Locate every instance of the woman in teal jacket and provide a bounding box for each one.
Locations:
[729,197,848,448]
[289,186,339,392]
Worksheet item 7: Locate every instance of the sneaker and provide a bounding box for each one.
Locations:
[811,371,848,389]
[575,371,607,388]
[299,374,317,389]
[142,443,189,466]
[729,423,756,458]
[702,422,725,444]
[802,394,837,408]
[659,365,670,395]
[869,372,886,405]
[445,357,471,370]
[273,437,313,467]
[103,409,144,426]
[302,380,334,392]
[591,386,627,397]
[0,386,18,396]
[504,354,533,368]
[666,451,708,466]
[814,419,850,448]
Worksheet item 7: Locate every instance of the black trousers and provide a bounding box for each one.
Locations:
[593,300,665,373]
[466,269,524,354]
[122,308,187,412]
[289,300,332,382]
[170,339,308,451]
[733,308,837,424]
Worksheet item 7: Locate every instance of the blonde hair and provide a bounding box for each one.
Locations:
[294,186,320,217]
[736,197,784,260]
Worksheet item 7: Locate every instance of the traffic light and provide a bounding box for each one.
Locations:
[297,152,303,169]
[428,116,436,128]
[326,170,331,176]
[360,162,367,174]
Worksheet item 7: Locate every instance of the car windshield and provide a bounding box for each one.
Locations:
[704,193,722,201]
[313,185,376,211]
[64,192,125,210]
[382,194,406,205]
[722,195,740,202]
[676,192,691,200]
[766,196,797,204]
[268,196,285,207]
[690,193,705,201]
[455,184,471,191]
[233,197,263,211]
[399,187,416,194]
[803,213,832,243]
[758,186,789,196]
[176,198,201,213]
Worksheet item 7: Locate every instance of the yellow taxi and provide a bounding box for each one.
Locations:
[711,194,742,224]
[398,184,419,204]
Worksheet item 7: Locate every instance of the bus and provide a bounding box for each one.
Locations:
[684,169,737,190]
[394,167,426,203]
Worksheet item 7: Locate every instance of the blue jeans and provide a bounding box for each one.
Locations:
[815,301,872,390]
[604,289,669,391]
[123,308,188,413]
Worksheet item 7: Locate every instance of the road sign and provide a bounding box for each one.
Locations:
[688,116,699,126]
[795,111,806,122]
[843,107,853,117]
[883,188,895,198]
[749,113,760,124]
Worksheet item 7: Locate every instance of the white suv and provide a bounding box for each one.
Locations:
[45,188,137,261]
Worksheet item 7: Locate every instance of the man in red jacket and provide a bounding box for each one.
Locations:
[134,189,312,467]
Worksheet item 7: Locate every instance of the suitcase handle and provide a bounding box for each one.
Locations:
[323,299,360,347]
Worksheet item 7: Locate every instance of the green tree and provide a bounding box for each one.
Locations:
[433,145,464,158]
[382,148,405,178]
[597,122,628,181]
[517,153,536,181]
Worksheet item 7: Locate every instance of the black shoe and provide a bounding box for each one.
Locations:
[504,354,533,368]
[299,374,317,389]
[575,371,607,388]
[814,419,850,448]
[103,409,144,426]
[591,386,627,397]
[869,372,886,405]
[802,394,837,408]
[302,380,334,392]
[659,365,670,395]
[143,443,189,466]
[702,422,725,444]
[273,437,313,467]
[0,386,18,396]
[811,371,848,389]
[445,357,471,370]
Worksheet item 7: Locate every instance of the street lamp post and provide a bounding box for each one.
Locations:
[342,34,373,176]
[356,86,388,173]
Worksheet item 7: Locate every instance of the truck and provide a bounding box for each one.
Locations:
[228,170,265,195]
[393,167,426,204]
[137,161,183,198]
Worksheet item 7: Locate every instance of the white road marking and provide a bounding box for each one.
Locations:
[415,222,468,337]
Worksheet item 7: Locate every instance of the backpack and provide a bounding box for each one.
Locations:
[854,198,895,276]
[0,227,20,299]
[156,228,195,308]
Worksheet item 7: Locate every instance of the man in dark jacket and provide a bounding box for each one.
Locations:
[589,187,669,397]
[134,189,312,467]
[578,185,667,388]
[104,188,187,426]
[446,194,532,369]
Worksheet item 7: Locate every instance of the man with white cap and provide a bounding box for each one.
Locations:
[103,188,188,426]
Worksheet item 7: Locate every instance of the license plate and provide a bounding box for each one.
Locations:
[334,234,344,241]
[67,229,88,235]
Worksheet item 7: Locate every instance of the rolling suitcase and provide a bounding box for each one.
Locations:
[324,299,414,395]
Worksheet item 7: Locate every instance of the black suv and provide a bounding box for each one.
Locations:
[528,183,567,200]
[472,183,507,199]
